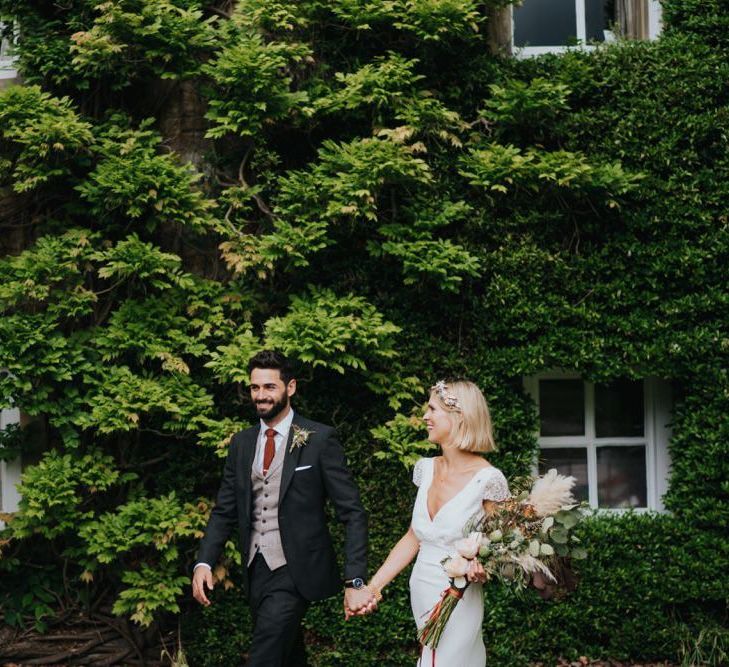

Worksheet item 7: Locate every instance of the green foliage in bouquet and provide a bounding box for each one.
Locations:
[0,0,726,664]
[476,479,588,577]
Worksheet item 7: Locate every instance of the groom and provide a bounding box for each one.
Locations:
[192,350,374,666]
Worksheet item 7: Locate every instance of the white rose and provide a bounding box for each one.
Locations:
[455,532,482,559]
[443,554,470,578]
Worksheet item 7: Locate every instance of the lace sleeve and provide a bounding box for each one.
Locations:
[482,468,510,502]
[412,458,425,487]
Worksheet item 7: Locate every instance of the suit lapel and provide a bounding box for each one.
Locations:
[279,413,304,503]
[240,427,258,520]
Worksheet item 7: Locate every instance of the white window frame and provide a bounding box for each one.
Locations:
[647,1,663,40]
[511,0,663,58]
[0,407,22,528]
[524,371,672,512]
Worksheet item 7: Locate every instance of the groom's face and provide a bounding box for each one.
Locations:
[249,367,296,421]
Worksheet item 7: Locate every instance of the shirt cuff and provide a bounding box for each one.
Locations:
[193,562,212,572]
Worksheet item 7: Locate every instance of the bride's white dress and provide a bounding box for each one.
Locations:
[410,457,510,667]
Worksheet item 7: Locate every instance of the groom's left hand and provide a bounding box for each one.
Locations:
[344,587,377,619]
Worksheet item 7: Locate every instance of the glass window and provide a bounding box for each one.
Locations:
[597,445,647,508]
[0,22,15,59]
[514,0,577,47]
[538,447,589,502]
[529,375,665,511]
[539,379,585,436]
[595,379,644,437]
[585,0,611,42]
[513,0,662,55]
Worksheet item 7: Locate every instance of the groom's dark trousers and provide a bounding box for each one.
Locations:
[196,413,368,666]
[247,554,308,666]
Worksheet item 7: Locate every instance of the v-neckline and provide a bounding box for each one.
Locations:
[425,458,490,523]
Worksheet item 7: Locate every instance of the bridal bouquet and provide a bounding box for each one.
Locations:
[418,469,587,650]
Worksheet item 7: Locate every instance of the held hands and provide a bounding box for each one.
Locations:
[466,558,487,584]
[343,585,380,620]
[191,565,214,606]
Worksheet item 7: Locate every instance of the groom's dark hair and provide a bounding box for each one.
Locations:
[247,349,296,384]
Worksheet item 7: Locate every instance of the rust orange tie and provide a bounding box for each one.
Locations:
[262,428,276,476]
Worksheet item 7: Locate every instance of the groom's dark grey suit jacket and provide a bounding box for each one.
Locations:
[197,413,368,601]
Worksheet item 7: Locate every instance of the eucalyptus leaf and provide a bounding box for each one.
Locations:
[555,543,569,557]
[540,543,555,556]
[529,539,541,557]
[555,510,580,528]
[550,527,569,544]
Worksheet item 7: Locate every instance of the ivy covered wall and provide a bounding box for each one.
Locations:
[0,0,726,664]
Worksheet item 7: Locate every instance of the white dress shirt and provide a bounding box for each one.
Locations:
[194,408,295,572]
[254,408,294,475]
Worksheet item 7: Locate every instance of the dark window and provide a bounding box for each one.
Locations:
[514,0,577,47]
[514,1,616,48]
[539,379,585,436]
[597,445,647,508]
[0,23,16,59]
[538,447,589,502]
[595,379,644,437]
[585,0,611,41]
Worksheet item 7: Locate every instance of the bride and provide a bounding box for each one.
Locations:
[365,379,510,666]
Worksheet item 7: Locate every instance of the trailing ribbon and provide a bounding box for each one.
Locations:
[418,579,470,651]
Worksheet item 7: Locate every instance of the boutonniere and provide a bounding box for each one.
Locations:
[289,425,314,453]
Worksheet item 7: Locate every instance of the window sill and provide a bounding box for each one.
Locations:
[514,44,601,59]
[583,506,669,516]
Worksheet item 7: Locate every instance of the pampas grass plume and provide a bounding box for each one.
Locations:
[511,554,556,582]
[528,468,575,516]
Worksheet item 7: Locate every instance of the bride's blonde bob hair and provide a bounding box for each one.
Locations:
[431,379,496,453]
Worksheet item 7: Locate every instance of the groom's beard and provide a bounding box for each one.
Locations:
[255,394,289,421]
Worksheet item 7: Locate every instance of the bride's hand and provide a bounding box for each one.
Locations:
[344,586,379,620]
[466,559,487,584]
[344,600,377,620]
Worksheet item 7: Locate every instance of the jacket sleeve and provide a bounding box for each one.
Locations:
[196,438,239,568]
[319,428,368,580]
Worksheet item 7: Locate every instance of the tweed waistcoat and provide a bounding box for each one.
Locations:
[248,435,287,570]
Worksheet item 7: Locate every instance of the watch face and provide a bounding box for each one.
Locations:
[352,577,365,589]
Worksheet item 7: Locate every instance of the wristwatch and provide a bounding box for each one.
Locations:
[344,577,366,590]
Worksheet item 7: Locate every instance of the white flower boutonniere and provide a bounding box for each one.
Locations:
[289,425,314,454]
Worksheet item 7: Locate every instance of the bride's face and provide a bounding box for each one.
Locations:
[423,394,454,446]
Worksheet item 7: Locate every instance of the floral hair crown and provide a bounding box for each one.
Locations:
[431,380,462,411]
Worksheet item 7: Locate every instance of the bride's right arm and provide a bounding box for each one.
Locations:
[367,526,420,599]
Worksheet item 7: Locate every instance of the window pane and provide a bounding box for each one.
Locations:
[0,23,15,59]
[597,445,647,508]
[514,0,577,47]
[585,0,611,42]
[538,448,589,502]
[595,379,644,437]
[539,379,585,436]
